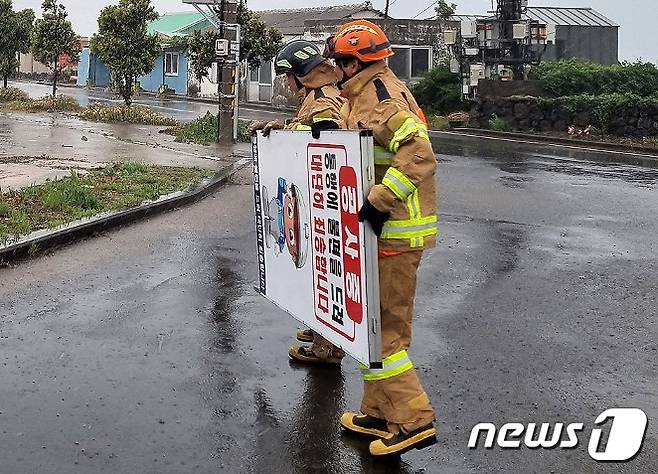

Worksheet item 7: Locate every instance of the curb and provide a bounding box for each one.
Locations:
[0,157,251,263]
[451,128,658,157]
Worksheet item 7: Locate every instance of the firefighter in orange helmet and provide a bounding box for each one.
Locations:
[326,20,438,457]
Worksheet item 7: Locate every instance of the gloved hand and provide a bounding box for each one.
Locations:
[358,200,390,238]
[261,120,285,137]
[248,120,268,135]
[311,120,340,139]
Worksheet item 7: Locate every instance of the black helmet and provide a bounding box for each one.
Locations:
[274,40,325,77]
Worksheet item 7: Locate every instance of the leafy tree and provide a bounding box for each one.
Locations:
[91,0,160,105]
[186,29,217,84]
[31,0,79,96]
[237,2,283,68]
[0,0,35,88]
[436,0,457,20]
[411,64,462,115]
[185,3,283,86]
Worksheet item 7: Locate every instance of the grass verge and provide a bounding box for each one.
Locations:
[0,94,177,126]
[0,87,30,102]
[80,103,178,126]
[0,95,82,113]
[0,162,213,246]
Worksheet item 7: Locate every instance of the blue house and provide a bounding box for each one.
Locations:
[137,12,214,95]
[76,48,111,88]
[77,12,212,95]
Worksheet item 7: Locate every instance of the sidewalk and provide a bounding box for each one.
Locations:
[0,111,249,191]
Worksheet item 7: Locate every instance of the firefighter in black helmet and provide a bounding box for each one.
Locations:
[251,40,347,365]
[249,40,345,138]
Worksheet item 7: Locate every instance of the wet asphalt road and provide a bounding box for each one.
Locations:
[1,136,657,473]
[8,81,286,123]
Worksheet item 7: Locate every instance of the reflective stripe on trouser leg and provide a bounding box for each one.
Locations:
[360,350,413,381]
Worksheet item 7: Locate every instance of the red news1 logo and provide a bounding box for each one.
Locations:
[468,408,648,462]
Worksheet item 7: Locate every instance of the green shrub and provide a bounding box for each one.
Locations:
[0,95,82,113]
[537,93,658,133]
[489,113,511,132]
[411,65,463,115]
[176,112,218,144]
[175,114,251,144]
[427,115,450,131]
[237,119,251,143]
[28,95,82,112]
[530,59,658,97]
[80,103,177,126]
[0,87,29,102]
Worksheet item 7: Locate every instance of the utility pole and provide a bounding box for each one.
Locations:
[183,0,240,143]
[214,0,238,144]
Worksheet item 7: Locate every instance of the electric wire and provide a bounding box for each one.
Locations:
[412,0,438,19]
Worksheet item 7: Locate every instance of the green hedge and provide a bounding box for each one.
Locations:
[411,65,463,115]
[0,87,30,102]
[535,93,658,133]
[530,59,658,97]
[80,103,177,126]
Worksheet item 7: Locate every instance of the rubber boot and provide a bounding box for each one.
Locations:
[288,345,342,365]
[369,423,437,456]
[340,412,392,439]
[296,329,314,343]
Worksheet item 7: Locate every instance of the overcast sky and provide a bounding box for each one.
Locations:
[13,0,656,62]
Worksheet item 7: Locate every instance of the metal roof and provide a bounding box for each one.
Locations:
[449,14,487,22]
[147,12,206,37]
[447,6,618,28]
[149,3,382,38]
[257,3,383,36]
[525,7,618,27]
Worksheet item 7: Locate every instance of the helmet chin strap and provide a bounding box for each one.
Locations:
[336,60,369,89]
[337,67,350,89]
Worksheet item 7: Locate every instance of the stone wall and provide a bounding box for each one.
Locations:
[469,97,658,137]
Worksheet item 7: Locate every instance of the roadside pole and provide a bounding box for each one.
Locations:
[214,0,238,144]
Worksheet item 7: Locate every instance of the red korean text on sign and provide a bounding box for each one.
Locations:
[339,166,363,324]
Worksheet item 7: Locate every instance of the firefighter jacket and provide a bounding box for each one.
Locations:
[340,61,437,252]
[285,61,346,131]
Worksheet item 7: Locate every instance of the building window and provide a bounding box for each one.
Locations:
[411,48,430,78]
[388,46,431,80]
[250,66,259,82]
[165,52,179,76]
[259,60,272,85]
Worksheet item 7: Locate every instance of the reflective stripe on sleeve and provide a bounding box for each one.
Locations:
[380,215,438,242]
[382,167,417,201]
[292,123,312,131]
[374,145,394,165]
[388,117,429,153]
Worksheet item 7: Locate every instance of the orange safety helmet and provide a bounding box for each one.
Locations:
[327,19,394,63]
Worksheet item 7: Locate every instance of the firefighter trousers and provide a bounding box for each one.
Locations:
[360,250,435,434]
